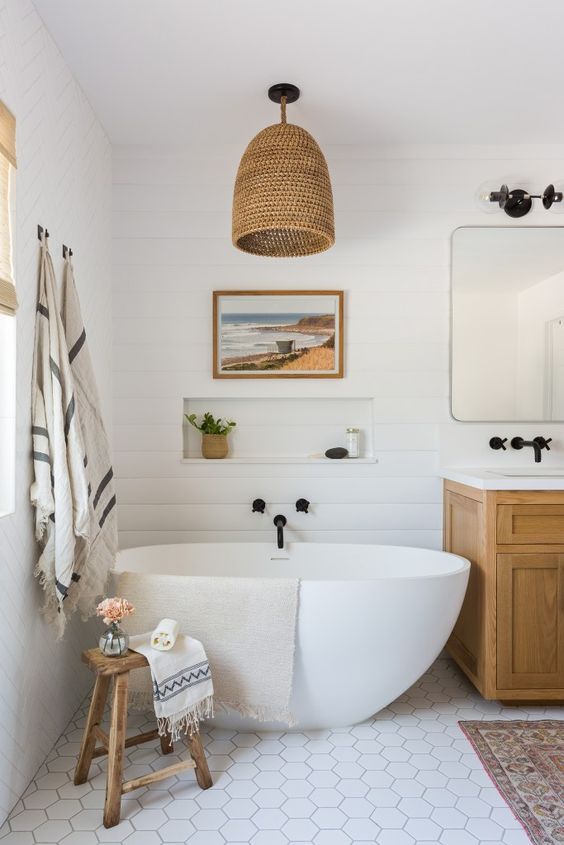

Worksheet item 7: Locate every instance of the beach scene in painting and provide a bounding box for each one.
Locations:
[217,295,339,374]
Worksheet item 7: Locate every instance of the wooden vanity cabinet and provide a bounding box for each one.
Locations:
[444,480,564,701]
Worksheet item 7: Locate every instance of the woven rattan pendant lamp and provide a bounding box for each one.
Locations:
[232,83,335,257]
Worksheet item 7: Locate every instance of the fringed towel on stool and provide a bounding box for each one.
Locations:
[119,572,299,725]
[130,633,214,740]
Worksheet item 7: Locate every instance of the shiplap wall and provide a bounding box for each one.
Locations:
[0,0,111,822]
[113,143,564,549]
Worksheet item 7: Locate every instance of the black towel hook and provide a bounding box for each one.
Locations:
[62,244,73,259]
[37,225,49,240]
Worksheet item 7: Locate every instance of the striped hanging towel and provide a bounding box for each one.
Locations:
[59,254,118,621]
[31,237,90,636]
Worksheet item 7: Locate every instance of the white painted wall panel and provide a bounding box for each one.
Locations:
[112,342,448,376]
[112,153,564,188]
[113,263,451,292]
[0,0,111,822]
[118,530,443,551]
[117,503,442,533]
[113,236,447,267]
[112,141,564,561]
[113,450,439,480]
[115,476,442,505]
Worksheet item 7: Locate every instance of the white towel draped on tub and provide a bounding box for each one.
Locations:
[59,255,117,620]
[118,572,299,725]
[31,237,90,634]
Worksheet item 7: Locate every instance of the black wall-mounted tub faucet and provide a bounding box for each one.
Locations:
[296,498,310,513]
[252,498,266,513]
[273,514,287,549]
[510,436,552,463]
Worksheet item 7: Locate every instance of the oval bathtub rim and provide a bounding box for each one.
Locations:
[112,546,470,582]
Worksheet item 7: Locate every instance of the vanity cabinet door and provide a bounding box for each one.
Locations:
[497,553,564,690]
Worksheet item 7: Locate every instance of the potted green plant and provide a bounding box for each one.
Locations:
[185,411,237,459]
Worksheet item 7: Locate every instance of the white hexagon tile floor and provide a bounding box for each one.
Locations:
[1,657,562,845]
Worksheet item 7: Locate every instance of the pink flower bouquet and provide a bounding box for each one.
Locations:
[96,596,135,626]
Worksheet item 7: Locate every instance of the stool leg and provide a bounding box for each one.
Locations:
[186,731,212,789]
[160,730,174,755]
[74,674,110,785]
[104,673,129,828]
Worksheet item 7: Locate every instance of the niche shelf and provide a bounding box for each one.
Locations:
[180,456,378,464]
[182,396,376,464]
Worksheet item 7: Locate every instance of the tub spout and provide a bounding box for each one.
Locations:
[273,514,287,549]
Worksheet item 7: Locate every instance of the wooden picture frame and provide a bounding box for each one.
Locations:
[213,290,344,379]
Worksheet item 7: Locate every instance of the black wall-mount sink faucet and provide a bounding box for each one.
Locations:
[273,514,287,549]
[510,436,552,463]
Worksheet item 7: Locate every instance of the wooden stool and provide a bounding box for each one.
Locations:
[75,648,212,828]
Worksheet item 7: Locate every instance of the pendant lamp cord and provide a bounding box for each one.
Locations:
[280,95,287,124]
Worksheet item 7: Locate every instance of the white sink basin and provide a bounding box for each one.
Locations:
[497,469,564,477]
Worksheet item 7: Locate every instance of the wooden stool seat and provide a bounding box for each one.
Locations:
[75,648,212,828]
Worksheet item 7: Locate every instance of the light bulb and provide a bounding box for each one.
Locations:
[475,180,506,214]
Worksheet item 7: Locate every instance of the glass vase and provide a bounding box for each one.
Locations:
[99,621,129,657]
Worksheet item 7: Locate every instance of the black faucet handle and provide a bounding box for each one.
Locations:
[252,498,266,514]
[296,498,310,513]
[489,436,508,451]
[534,436,552,451]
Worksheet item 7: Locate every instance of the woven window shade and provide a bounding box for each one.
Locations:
[0,101,16,169]
[0,100,16,316]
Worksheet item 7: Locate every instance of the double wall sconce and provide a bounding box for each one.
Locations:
[481,183,563,217]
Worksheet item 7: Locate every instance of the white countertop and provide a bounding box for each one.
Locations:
[441,467,564,490]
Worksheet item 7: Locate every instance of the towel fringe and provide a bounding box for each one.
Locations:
[216,698,297,728]
[34,553,65,638]
[33,539,114,640]
[128,690,295,729]
[157,695,215,741]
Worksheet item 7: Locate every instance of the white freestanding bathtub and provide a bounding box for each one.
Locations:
[115,543,469,730]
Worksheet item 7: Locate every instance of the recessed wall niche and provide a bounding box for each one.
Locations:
[182,397,375,463]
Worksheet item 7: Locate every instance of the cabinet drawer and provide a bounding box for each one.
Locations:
[497,505,564,544]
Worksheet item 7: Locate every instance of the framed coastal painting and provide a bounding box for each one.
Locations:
[213,290,344,378]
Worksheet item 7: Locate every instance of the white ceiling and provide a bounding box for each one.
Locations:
[33,0,564,146]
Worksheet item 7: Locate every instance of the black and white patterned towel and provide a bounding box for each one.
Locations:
[130,632,214,740]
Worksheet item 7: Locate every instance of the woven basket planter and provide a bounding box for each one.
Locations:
[232,121,335,258]
[201,433,229,459]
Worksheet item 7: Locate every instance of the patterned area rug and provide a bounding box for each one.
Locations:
[459,721,564,845]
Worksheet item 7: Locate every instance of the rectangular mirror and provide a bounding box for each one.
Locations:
[452,227,564,421]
